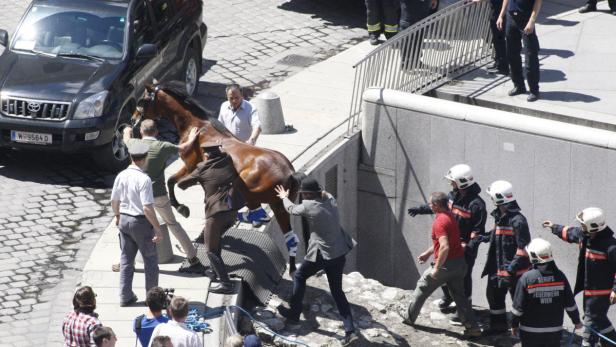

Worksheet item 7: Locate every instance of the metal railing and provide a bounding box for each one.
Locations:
[347,0,494,134]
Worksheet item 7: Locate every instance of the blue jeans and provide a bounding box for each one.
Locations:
[506,11,540,93]
[289,253,355,333]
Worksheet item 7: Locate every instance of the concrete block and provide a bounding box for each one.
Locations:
[255,91,286,134]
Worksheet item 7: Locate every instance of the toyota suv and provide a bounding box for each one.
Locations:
[0,0,206,171]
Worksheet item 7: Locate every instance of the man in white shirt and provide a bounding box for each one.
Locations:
[149,296,202,347]
[111,141,163,307]
[218,84,261,145]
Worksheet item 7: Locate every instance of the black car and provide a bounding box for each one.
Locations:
[0,0,206,171]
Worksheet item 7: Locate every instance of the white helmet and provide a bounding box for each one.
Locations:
[444,164,474,190]
[526,238,553,264]
[576,207,607,233]
[487,180,515,205]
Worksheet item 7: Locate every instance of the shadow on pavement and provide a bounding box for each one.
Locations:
[541,18,579,26]
[278,0,366,29]
[538,90,601,103]
[540,68,567,83]
[541,48,575,58]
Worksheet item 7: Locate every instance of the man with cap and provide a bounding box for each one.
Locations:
[111,141,163,306]
[544,208,616,347]
[274,178,358,346]
[123,120,206,274]
[177,140,243,294]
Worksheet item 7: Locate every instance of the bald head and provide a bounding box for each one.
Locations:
[140,119,158,137]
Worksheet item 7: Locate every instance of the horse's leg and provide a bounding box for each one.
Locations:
[271,201,299,275]
[167,165,191,218]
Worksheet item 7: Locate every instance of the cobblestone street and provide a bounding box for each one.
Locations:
[0,0,366,345]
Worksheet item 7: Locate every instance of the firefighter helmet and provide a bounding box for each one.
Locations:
[444,164,474,189]
[526,238,553,264]
[487,180,515,205]
[576,207,607,233]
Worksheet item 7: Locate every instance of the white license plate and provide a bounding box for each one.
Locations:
[10,130,52,145]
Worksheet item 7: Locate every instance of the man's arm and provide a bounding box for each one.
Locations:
[417,245,434,264]
[432,236,449,277]
[524,0,542,34]
[509,218,530,274]
[143,204,162,243]
[542,221,584,243]
[407,204,434,217]
[496,0,510,30]
[112,200,121,226]
[177,127,200,154]
[247,106,261,145]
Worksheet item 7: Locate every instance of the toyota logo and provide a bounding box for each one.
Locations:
[27,102,41,113]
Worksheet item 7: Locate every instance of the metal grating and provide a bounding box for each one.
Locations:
[181,227,287,305]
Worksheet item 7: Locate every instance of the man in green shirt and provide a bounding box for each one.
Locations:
[123,119,205,273]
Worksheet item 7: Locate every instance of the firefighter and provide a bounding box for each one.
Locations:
[408,164,487,320]
[481,180,531,335]
[511,238,582,347]
[543,207,616,347]
[365,0,399,45]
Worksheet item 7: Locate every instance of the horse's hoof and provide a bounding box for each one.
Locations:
[177,205,190,218]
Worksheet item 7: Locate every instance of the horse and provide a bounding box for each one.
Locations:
[132,81,304,275]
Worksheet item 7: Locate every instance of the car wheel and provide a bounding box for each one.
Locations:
[93,122,130,172]
[183,47,201,96]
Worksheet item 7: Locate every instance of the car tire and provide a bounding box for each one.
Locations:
[92,121,130,172]
[183,46,202,96]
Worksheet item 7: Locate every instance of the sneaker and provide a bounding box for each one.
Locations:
[179,261,208,274]
[438,298,456,313]
[508,86,527,96]
[463,327,482,338]
[527,92,540,102]
[578,4,596,12]
[120,294,138,307]
[209,281,235,294]
[339,331,359,346]
[449,314,463,326]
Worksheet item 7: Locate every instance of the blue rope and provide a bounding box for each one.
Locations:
[586,324,616,346]
[185,308,211,333]
[228,304,311,347]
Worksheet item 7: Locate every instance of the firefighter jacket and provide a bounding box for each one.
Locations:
[481,201,531,286]
[511,262,581,333]
[412,183,487,246]
[550,225,616,296]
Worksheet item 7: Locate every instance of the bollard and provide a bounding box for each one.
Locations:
[255,91,285,134]
[136,223,174,264]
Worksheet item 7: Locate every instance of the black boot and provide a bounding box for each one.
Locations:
[206,252,235,294]
[578,3,596,12]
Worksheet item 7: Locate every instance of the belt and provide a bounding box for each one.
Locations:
[120,213,145,218]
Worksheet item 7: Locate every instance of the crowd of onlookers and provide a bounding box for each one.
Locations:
[61,285,263,347]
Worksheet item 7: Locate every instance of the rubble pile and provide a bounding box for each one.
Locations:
[247,271,581,347]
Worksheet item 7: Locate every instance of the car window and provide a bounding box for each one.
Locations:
[12,3,127,60]
[150,0,174,28]
[132,0,154,48]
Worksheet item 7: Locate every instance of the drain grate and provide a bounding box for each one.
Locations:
[277,54,318,67]
[181,227,287,305]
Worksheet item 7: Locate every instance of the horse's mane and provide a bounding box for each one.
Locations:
[158,81,233,136]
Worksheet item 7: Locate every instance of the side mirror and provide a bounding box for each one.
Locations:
[0,29,8,47]
[136,43,156,60]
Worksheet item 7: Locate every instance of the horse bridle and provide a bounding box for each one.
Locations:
[132,84,163,128]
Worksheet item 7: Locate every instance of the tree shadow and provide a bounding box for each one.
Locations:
[277,0,366,29]
[538,90,601,103]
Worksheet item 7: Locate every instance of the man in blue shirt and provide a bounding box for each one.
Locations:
[496,0,542,102]
[218,84,261,145]
[134,287,170,347]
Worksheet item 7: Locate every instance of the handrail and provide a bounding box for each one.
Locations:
[347,0,493,135]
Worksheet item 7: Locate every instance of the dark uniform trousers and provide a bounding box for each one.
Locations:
[584,296,616,347]
[520,332,561,347]
[486,275,519,326]
[586,0,615,11]
[399,0,431,67]
[506,11,540,93]
[365,0,400,38]
[490,0,508,71]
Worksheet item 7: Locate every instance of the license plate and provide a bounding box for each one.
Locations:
[10,130,52,145]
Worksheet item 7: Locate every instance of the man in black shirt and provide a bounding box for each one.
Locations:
[496,0,542,102]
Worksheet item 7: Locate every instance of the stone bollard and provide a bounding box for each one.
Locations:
[255,91,285,134]
[136,223,174,264]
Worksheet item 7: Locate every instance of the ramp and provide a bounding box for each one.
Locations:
[181,227,287,305]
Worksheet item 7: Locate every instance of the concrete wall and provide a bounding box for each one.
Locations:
[358,88,616,313]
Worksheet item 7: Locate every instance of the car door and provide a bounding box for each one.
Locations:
[128,0,161,95]
[149,0,178,82]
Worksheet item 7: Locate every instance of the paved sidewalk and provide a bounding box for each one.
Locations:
[436,0,616,125]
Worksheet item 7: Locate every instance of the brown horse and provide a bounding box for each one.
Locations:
[133,81,304,274]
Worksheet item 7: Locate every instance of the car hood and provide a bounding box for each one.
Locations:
[0,51,123,102]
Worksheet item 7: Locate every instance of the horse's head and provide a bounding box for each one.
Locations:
[132,83,162,127]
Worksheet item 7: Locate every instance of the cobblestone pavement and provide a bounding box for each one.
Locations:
[0,0,367,346]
